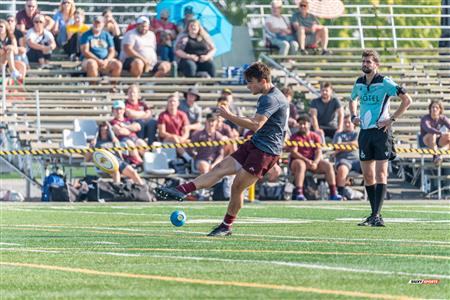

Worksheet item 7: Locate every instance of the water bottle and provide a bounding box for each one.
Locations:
[319,181,328,200]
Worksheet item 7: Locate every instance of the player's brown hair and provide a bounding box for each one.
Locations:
[244,62,271,82]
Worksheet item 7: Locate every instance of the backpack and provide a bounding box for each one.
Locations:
[212,176,232,200]
[303,175,320,200]
[258,182,285,200]
[41,173,67,201]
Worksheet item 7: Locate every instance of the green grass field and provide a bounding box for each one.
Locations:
[0,201,449,299]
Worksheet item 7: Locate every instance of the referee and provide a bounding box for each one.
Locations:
[350,49,412,227]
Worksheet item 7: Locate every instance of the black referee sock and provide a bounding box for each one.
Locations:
[374,184,387,216]
[365,185,376,216]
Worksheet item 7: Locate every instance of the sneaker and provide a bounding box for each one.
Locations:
[371,215,385,227]
[207,224,232,237]
[154,186,186,201]
[358,215,375,226]
[10,70,21,80]
[292,194,306,201]
[329,194,343,201]
[321,49,332,55]
[300,49,309,55]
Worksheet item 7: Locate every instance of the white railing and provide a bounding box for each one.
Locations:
[246,3,450,49]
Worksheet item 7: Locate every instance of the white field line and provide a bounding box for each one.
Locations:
[0,242,21,246]
[335,218,450,223]
[284,206,450,214]
[87,241,120,245]
[2,248,449,280]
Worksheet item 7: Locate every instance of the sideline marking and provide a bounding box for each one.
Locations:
[0,261,421,300]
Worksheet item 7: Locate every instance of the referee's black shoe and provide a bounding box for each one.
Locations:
[371,215,385,227]
[358,215,375,226]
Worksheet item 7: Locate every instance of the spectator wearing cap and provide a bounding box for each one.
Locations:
[175,19,216,78]
[26,14,56,67]
[264,0,299,56]
[179,87,203,135]
[7,14,30,68]
[110,100,147,165]
[102,8,122,56]
[16,0,55,34]
[152,9,178,62]
[189,113,225,174]
[177,6,196,33]
[120,16,171,78]
[124,84,158,145]
[52,0,76,47]
[80,15,122,85]
[157,93,193,162]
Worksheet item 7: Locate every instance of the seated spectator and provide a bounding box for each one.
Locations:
[86,122,144,185]
[102,8,122,56]
[281,86,299,132]
[6,15,29,68]
[177,6,196,33]
[152,9,177,62]
[220,88,242,133]
[0,19,22,79]
[157,93,192,162]
[124,84,157,145]
[52,0,75,47]
[175,19,216,78]
[190,113,224,174]
[309,81,343,140]
[291,0,330,55]
[80,15,122,85]
[110,100,147,165]
[264,0,298,56]
[16,0,55,35]
[289,114,342,200]
[215,97,239,156]
[26,14,56,67]
[64,8,89,60]
[332,115,361,199]
[120,16,171,78]
[179,87,203,135]
[419,100,450,165]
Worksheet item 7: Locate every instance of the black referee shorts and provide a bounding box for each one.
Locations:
[358,128,396,161]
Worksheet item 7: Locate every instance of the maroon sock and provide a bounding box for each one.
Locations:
[176,182,196,195]
[295,187,304,195]
[222,213,236,228]
[329,184,337,196]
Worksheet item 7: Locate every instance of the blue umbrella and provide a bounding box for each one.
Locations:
[156,0,233,57]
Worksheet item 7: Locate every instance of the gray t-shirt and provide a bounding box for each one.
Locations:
[291,12,319,29]
[251,87,289,155]
[310,97,341,129]
[179,99,202,125]
[332,131,358,161]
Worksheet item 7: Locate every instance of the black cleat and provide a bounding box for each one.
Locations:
[371,215,385,227]
[207,224,232,237]
[155,186,186,201]
[358,215,375,226]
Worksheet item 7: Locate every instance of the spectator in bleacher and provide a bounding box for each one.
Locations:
[179,87,203,135]
[291,0,330,55]
[120,16,171,78]
[333,114,361,199]
[52,0,76,47]
[190,113,225,174]
[16,0,55,34]
[215,96,239,156]
[87,121,144,185]
[420,100,450,165]
[152,9,177,62]
[157,93,193,162]
[64,8,89,61]
[80,15,122,84]
[110,100,147,166]
[177,5,196,33]
[102,9,122,56]
[309,81,343,140]
[0,19,22,79]
[264,0,299,56]
[289,114,342,200]
[281,86,299,132]
[220,88,243,133]
[175,19,216,78]
[6,15,29,68]
[124,84,157,145]
[26,14,56,68]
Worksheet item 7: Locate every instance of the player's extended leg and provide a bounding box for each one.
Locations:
[358,160,377,226]
[208,168,259,237]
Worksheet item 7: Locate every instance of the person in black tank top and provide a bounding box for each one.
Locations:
[0,19,22,79]
[175,19,216,77]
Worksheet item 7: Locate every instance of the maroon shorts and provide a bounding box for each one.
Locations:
[231,140,279,179]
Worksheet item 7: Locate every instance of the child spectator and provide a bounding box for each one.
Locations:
[64,8,89,60]
[152,9,177,62]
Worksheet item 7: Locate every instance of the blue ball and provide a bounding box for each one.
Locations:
[170,210,186,227]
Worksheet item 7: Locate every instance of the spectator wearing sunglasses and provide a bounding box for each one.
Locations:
[16,0,54,34]
[26,14,56,67]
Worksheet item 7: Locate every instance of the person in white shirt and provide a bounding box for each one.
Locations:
[120,16,171,78]
[264,0,298,56]
[26,14,56,67]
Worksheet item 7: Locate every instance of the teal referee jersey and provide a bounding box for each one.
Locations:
[350,74,406,129]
